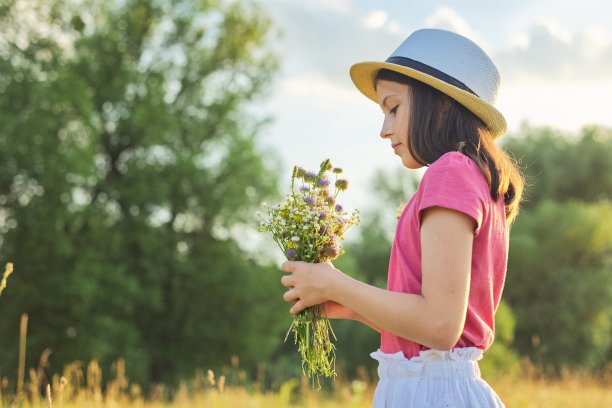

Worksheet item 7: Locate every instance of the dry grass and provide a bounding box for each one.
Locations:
[0,357,610,408]
[494,375,611,408]
[0,262,14,298]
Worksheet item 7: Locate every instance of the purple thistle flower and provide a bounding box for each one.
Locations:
[300,186,310,192]
[306,195,315,205]
[285,249,296,260]
[318,177,330,187]
[318,210,327,219]
[304,171,316,182]
[332,167,343,174]
[335,204,343,212]
[325,196,335,206]
[296,167,306,178]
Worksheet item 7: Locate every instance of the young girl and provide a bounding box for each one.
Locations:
[280,28,524,407]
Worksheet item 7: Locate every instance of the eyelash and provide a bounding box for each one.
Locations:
[389,105,398,114]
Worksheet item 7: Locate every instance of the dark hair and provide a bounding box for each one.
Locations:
[375,69,524,223]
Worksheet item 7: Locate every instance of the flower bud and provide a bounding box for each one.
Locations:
[335,179,349,191]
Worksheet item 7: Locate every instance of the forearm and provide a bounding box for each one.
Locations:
[322,300,381,332]
[351,312,382,333]
[328,273,461,350]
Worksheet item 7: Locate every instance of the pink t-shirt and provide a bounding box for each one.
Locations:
[381,151,509,358]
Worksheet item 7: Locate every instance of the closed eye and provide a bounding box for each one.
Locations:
[389,105,399,114]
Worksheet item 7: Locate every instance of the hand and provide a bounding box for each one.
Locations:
[280,261,341,315]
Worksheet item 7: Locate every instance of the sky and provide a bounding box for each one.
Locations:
[252,0,612,212]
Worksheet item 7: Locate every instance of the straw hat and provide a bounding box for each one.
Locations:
[350,28,507,138]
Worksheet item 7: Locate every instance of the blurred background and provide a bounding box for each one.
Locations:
[0,0,610,405]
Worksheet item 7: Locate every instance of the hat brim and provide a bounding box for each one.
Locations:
[350,61,507,138]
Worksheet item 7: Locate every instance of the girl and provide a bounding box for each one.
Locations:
[281,28,524,407]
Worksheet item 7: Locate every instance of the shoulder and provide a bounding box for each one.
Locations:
[428,151,477,172]
[422,151,484,185]
[416,152,490,236]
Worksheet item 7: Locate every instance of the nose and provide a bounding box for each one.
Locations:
[379,116,392,139]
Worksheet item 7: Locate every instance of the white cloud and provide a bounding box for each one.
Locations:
[266,2,402,85]
[281,74,357,101]
[580,25,611,57]
[361,10,406,36]
[387,20,404,36]
[362,10,388,30]
[495,20,612,82]
[424,6,488,51]
[509,33,530,50]
[291,0,352,14]
[534,17,572,43]
[318,0,352,14]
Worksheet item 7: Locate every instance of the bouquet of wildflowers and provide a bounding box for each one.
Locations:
[258,159,360,383]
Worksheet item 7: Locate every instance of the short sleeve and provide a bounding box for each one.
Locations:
[417,152,487,237]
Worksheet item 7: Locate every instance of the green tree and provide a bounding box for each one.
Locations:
[503,125,612,371]
[0,0,285,385]
[479,301,521,378]
[504,124,612,209]
[505,200,612,371]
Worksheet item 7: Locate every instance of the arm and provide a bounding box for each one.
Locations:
[281,206,473,350]
[322,301,382,333]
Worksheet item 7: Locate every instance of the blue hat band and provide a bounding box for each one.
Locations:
[385,56,478,97]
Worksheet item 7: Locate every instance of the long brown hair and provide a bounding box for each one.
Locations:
[375,69,524,223]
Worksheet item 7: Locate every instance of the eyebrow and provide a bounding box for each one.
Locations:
[381,95,391,110]
[380,95,398,112]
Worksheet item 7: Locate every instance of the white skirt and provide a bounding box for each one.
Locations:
[371,348,505,408]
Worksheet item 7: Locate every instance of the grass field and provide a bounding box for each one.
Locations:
[1,360,610,408]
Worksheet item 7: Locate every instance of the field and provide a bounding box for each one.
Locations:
[1,360,610,408]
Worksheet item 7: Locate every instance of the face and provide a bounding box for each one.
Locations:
[375,79,423,169]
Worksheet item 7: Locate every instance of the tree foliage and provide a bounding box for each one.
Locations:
[0,0,285,385]
[506,200,612,370]
[504,125,612,209]
[503,125,612,371]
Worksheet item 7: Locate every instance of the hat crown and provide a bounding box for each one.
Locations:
[389,29,500,104]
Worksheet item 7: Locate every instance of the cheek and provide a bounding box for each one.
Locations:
[398,108,410,130]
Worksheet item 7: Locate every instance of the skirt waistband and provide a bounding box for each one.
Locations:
[371,348,483,379]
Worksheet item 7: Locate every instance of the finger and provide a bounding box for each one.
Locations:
[281,261,294,273]
[290,300,306,315]
[282,260,306,273]
[280,275,294,288]
[283,289,299,303]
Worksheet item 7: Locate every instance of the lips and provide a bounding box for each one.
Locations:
[392,142,402,151]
